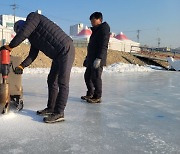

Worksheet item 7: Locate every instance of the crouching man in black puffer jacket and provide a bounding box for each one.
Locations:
[0,12,75,123]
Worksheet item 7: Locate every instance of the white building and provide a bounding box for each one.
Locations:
[70,23,84,36]
[0,25,14,45]
[0,14,26,28]
[35,10,42,14]
[0,14,27,45]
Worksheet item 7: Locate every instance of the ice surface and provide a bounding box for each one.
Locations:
[0,66,180,154]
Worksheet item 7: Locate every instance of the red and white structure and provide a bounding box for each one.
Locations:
[109,32,140,52]
[77,27,92,37]
[71,24,140,52]
[115,32,129,40]
[71,26,92,47]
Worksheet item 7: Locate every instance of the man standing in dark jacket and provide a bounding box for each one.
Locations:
[0,12,75,123]
[81,12,110,103]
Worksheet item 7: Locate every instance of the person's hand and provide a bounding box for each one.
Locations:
[14,65,24,74]
[93,58,101,69]
[0,45,12,51]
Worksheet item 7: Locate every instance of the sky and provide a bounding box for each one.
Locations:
[0,0,180,48]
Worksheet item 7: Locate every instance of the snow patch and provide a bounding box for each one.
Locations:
[147,65,164,70]
[104,63,153,73]
[0,112,17,120]
[23,63,156,74]
[24,68,50,74]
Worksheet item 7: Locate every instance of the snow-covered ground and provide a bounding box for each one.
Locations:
[23,63,158,74]
[0,63,180,154]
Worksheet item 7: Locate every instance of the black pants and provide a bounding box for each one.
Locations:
[47,42,75,114]
[84,66,103,99]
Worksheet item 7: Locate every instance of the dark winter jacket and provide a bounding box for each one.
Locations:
[86,22,110,66]
[9,12,72,68]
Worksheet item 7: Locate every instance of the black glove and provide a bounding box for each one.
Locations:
[14,65,24,74]
[0,45,12,51]
[0,46,6,51]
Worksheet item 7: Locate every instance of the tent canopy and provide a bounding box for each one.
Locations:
[77,26,92,36]
[115,32,128,40]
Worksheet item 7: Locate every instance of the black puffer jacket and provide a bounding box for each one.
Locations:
[9,12,72,67]
[87,22,110,66]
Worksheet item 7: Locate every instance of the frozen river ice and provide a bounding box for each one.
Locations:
[0,70,180,154]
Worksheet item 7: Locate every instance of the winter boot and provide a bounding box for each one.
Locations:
[37,108,53,116]
[43,113,65,123]
[87,97,101,103]
[81,95,93,101]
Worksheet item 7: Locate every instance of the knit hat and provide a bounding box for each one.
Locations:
[14,20,25,33]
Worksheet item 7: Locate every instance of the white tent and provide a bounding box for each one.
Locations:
[71,26,92,47]
[71,29,140,52]
[108,37,125,51]
[108,32,140,52]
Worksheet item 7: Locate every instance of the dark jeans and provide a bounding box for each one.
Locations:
[47,42,75,114]
[84,66,103,99]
